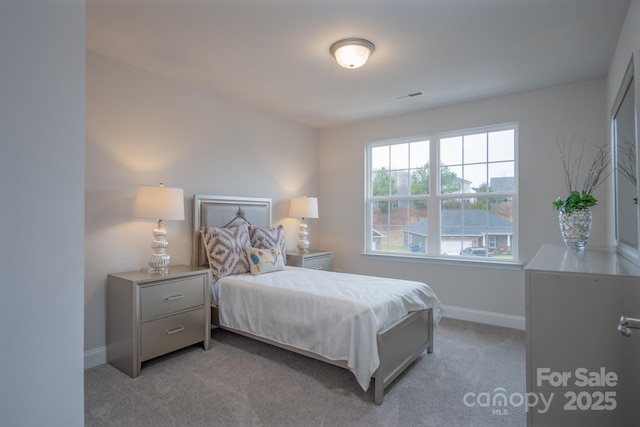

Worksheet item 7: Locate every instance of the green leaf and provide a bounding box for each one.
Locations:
[552,191,598,215]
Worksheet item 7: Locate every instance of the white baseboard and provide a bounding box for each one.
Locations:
[84,306,524,369]
[442,305,525,330]
[85,346,106,369]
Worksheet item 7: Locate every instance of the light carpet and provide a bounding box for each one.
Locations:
[85,318,525,426]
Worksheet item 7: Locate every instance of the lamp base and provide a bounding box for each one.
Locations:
[144,262,170,275]
[297,220,310,254]
[145,225,171,274]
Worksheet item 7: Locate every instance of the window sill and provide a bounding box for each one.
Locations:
[361,252,523,270]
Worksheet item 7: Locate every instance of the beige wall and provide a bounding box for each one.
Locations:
[85,52,319,358]
[317,78,608,326]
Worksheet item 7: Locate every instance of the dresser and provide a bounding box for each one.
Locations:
[287,250,333,271]
[107,265,211,377]
[525,245,640,426]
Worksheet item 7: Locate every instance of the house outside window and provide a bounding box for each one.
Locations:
[365,124,517,261]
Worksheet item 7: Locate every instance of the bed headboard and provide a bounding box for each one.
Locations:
[192,194,272,268]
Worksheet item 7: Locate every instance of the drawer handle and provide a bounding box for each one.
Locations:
[166,326,185,335]
[165,293,184,301]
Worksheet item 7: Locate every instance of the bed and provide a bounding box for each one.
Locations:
[192,194,442,404]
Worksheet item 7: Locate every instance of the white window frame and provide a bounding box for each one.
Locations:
[364,123,519,263]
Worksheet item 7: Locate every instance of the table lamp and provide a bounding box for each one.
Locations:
[134,183,185,273]
[289,196,319,254]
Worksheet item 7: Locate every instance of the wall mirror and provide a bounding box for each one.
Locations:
[613,53,640,264]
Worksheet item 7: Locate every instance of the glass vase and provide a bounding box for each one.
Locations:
[558,208,592,250]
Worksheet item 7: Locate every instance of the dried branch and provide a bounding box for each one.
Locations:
[556,133,610,196]
[583,142,611,194]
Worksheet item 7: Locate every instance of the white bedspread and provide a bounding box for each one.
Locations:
[216,267,442,390]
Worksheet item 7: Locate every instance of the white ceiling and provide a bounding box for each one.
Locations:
[86,0,630,129]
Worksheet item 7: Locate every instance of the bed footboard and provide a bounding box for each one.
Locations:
[373,308,433,404]
[211,305,434,405]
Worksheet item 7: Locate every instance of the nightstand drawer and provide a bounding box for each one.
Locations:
[140,307,205,361]
[287,250,333,271]
[303,254,332,271]
[140,276,204,320]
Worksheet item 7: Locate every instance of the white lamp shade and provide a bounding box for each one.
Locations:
[134,184,185,221]
[289,196,319,219]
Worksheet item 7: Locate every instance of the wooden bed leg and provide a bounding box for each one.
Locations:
[427,309,434,354]
[374,377,384,405]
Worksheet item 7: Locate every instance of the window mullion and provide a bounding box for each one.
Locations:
[427,137,439,255]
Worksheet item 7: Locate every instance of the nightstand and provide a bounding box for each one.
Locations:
[287,250,333,271]
[107,265,211,378]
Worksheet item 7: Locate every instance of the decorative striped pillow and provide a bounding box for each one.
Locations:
[200,224,251,282]
[249,225,287,264]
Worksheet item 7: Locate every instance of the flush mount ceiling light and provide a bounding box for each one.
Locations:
[330,38,375,69]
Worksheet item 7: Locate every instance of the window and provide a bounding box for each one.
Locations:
[366,124,517,261]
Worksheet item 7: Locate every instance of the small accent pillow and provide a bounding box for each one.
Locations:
[245,247,285,275]
[249,225,287,264]
[200,224,251,282]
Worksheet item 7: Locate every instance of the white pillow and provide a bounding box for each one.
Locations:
[245,247,285,275]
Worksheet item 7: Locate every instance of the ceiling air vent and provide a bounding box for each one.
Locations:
[391,91,425,101]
